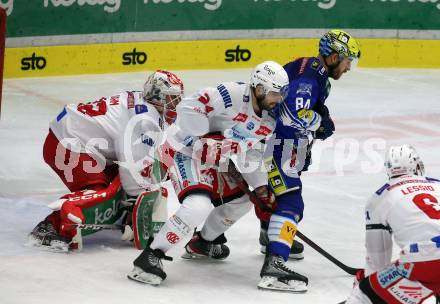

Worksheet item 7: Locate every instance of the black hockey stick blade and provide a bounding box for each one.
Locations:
[295,230,361,276]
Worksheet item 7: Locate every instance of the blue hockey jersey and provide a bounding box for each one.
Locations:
[275,56,331,141]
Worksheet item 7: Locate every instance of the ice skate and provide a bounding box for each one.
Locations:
[127,244,172,285]
[27,220,69,253]
[182,231,230,260]
[258,254,308,292]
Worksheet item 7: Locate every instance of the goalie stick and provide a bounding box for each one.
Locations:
[226,163,361,276]
[67,223,124,231]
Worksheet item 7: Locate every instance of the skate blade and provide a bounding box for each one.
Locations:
[181,251,227,261]
[260,246,304,261]
[26,235,69,253]
[127,266,163,285]
[181,251,210,260]
[288,253,304,261]
[257,276,307,293]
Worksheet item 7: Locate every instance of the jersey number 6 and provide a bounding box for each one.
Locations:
[412,193,440,220]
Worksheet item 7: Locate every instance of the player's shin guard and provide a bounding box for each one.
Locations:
[259,227,304,260]
[200,195,251,241]
[267,214,298,261]
[150,193,213,253]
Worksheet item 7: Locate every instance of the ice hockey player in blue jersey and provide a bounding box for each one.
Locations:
[257,29,361,292]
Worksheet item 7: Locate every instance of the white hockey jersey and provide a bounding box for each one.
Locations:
[165,82,276,189]
[365,175,440,275]
[50,91,163,196]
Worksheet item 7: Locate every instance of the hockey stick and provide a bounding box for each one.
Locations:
[295,230,360,275]
[67,223,124,231]
[226,163,361,276]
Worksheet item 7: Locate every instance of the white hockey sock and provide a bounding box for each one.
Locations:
[151,193,213,253]
[201,195,251,241]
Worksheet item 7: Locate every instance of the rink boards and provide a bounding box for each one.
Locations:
[5,38,440,79]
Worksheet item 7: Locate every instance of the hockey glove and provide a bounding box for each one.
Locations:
[251,186,277,222]
[314,115,335,140]
[314,104,335,140]
[353,269,366,287]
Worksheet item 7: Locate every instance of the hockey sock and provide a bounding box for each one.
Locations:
[151,193,213,252]
[201,195,251,241]
[267,214,298,261]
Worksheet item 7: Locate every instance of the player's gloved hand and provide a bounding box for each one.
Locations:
[353,269,366,287]
[251,186,277,221]
[314,104,335,140]
[314,116,335,140]
[315,116,335,140]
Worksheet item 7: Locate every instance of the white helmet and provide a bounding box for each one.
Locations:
[384,144,425,178]
[143,70,184,124]
[250,61,289,99]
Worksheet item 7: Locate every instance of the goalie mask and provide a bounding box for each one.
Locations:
[384,144,425,178]
[143,70,184,125]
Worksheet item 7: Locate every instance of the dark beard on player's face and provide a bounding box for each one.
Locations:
[327,60,341,80]
[256,95,271,112]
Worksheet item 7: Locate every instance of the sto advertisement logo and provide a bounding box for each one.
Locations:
[122,48,147,65]
[225,45,251,62]
[21,53,47,70]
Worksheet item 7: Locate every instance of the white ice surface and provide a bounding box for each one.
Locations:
[1,68,439,304]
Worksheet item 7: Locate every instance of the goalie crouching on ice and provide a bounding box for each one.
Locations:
[28,70,184,252]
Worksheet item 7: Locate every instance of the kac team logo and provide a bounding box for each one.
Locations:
[122,48,147,65]
[166,232,180,244]
[225,45,252,62]
[21,53,47,70]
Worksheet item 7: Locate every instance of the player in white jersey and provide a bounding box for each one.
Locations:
[28,70,184,252]
[127,61,289,285]
[346,145,440,304]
